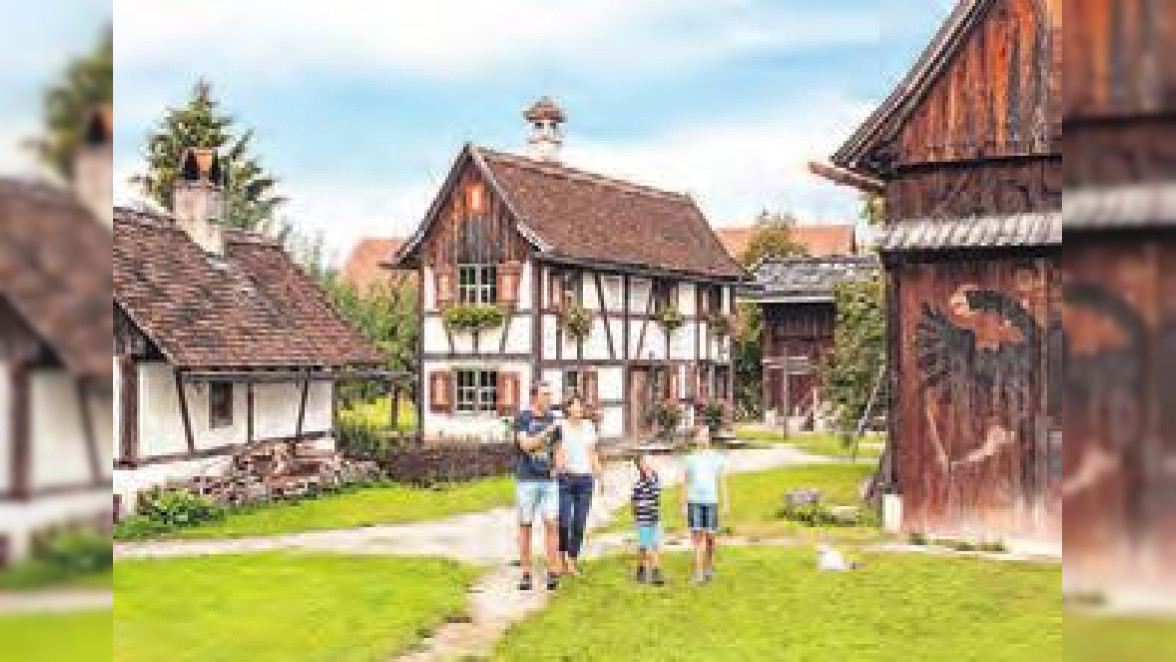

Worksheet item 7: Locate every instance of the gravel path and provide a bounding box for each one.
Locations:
[0,590,112,615]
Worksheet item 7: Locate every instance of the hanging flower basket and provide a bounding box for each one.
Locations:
[442,304,506,334]
[709,313,733,338]
[655,306,685,333]
[560,302,592,341]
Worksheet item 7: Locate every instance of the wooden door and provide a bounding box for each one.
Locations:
[628,367,654,438]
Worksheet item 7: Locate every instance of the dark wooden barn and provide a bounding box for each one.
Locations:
[748,256,879,431]
[819,0,1062,545]
[1063,0,1176,593]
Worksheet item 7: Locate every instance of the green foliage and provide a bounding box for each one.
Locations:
[737,210,809,268]
[708,312,733,338]
[322,277,420,401]
[703,400,726,431]
[733,301,764,419]
[652,401,683,435]
[32,27,112,178]
[123,487,226,537]
[654,305,685,333]
[860,192,886,227]
[777,500,873,528]
[442,303,506,334]
[560,301,592,341]
[133,79,285,230]
[0,529,113,591]
[820,278,888,434]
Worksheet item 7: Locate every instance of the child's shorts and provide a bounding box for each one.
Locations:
[636,524,661,550]
[687,502,720,533]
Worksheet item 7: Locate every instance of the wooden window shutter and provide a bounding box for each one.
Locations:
[435,266,455,309]
[686,365,698,402]
[498,261,521,307]
[582,371,600,411]
[429,371,453,413]
[666,368,679,401]
[549,271,564,312]
[497,371,521,416]
[698,367,710,402]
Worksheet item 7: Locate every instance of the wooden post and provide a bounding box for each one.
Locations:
[174,368,196,453]
[294,373,310,442]
[118,354,139,466]
[10,362,30,500]
[391,382,401,443]
[76,380,102,486]
[246,381,255,444]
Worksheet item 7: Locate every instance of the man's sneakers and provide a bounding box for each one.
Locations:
[518,573,533,591]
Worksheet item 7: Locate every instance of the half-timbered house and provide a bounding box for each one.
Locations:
[394,98,748,444]
[748,256,879,431]
[818,0,1062,545]
[1064,0,1176,593]
[0,109,113,566]
[113,148,383,514]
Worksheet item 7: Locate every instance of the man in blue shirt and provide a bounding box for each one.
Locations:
[514,381,561,591]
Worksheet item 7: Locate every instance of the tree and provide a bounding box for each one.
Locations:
[322,276,420,402]
[134,80,285,230]
[820,278,887,434]
[33,27,112,178]
[738,210,808,267]
[860,192,886,227]
[733,301,764,420]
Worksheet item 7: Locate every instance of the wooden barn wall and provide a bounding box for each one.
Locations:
[420,164,530,271]
[762,303,835,415]
[891,253,1060,539]
[1063,0,1176,121]
[1065,234,1176,588]
[887,156,1060,220]
[891,0,1060,168]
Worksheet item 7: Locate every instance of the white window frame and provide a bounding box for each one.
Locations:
[455,369,498,414]
[457,263,498,304]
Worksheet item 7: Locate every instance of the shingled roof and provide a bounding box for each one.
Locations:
[749,256,880,303]
[400,145,747,281]
[0,179,111,381]
[114,206,383,369]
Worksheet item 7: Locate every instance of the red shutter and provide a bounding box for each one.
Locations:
[698,366,710,402]
[582,371,600,412]
[498,261,521,307]
[686,365,698,403]
[435,266,454,309]
[666,368,679,401]
[497,371,521,416]
[429,372,453,413]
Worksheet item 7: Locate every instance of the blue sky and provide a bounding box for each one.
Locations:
[2,0,955,263]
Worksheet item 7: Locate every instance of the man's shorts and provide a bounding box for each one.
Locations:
[687,502,720,533]
[516,479,559,525]
[636,524,661,550]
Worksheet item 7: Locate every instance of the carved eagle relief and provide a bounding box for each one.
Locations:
[914,285,1043,470]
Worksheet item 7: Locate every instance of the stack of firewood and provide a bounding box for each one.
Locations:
[173,440,381,507]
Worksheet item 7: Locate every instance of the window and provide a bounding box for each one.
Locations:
[458,264,497,304]
[653,280,677,313]
[209,382,233,429]
[707,286,723,315]
[456,370,498,414]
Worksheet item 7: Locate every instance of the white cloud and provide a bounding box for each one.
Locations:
[114,0,881,81]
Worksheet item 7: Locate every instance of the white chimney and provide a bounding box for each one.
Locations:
[173,147,226,255]
[524,96,566,162]
[74,107,112,229]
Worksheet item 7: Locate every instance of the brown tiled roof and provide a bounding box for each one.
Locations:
[473,147,746,280]
[341,237,408,291]
[715,224,857,261]
[114,206,383,369]
[0,179,112,380]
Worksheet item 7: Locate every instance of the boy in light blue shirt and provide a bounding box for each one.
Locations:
[683,435,728,583]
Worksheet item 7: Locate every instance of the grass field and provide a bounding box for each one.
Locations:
[0,561,112,592]
[610,463,880,542]
[1064,614,1176,661]
[0,612,111,662]
[495,547,1061,662]
[734,429,885,460]
[121,477,513,540]
[115,553,476,662]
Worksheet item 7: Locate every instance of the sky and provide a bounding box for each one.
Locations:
[1,0,956,264]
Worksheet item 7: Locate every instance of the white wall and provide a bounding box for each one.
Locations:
[136,362,334,460]
[0,490,111,564]
[29,370,111,492]
[422,359,531,442]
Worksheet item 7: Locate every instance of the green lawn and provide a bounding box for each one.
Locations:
[0,612,111,662]
[735,429,885,460]
[1065,614,1176,661]
[125,477,513,540]
[115,553,477,662]
[611,463,880,542]
[495,547,1061,661]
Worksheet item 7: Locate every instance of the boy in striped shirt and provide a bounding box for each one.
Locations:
[630,454,665,585]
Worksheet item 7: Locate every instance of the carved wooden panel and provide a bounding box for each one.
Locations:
[887,157,1061,220]
[421,164,530,271]
[1064,119,1176,188]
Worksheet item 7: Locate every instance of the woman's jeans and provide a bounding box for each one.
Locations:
[558,474,594,559]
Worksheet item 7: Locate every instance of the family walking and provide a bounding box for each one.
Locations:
[513,381,729,591]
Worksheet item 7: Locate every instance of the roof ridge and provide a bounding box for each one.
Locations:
[475,145,691,203]
[114,205,280,247]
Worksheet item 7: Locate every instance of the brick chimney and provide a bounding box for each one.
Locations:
[173,147,226,255]
[74,107,112,229]
[524,96,565,162]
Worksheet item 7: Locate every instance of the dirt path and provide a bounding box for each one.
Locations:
[0,590,112,615]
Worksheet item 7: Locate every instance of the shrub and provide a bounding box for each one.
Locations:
[560,302,592,341]
[337,419,392,460]
[139,487,226,529]
[442,304,505,334]
[41,529,112,575]
[777,489,872,527]
[702,400,726,431]
[652,402,683,436]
